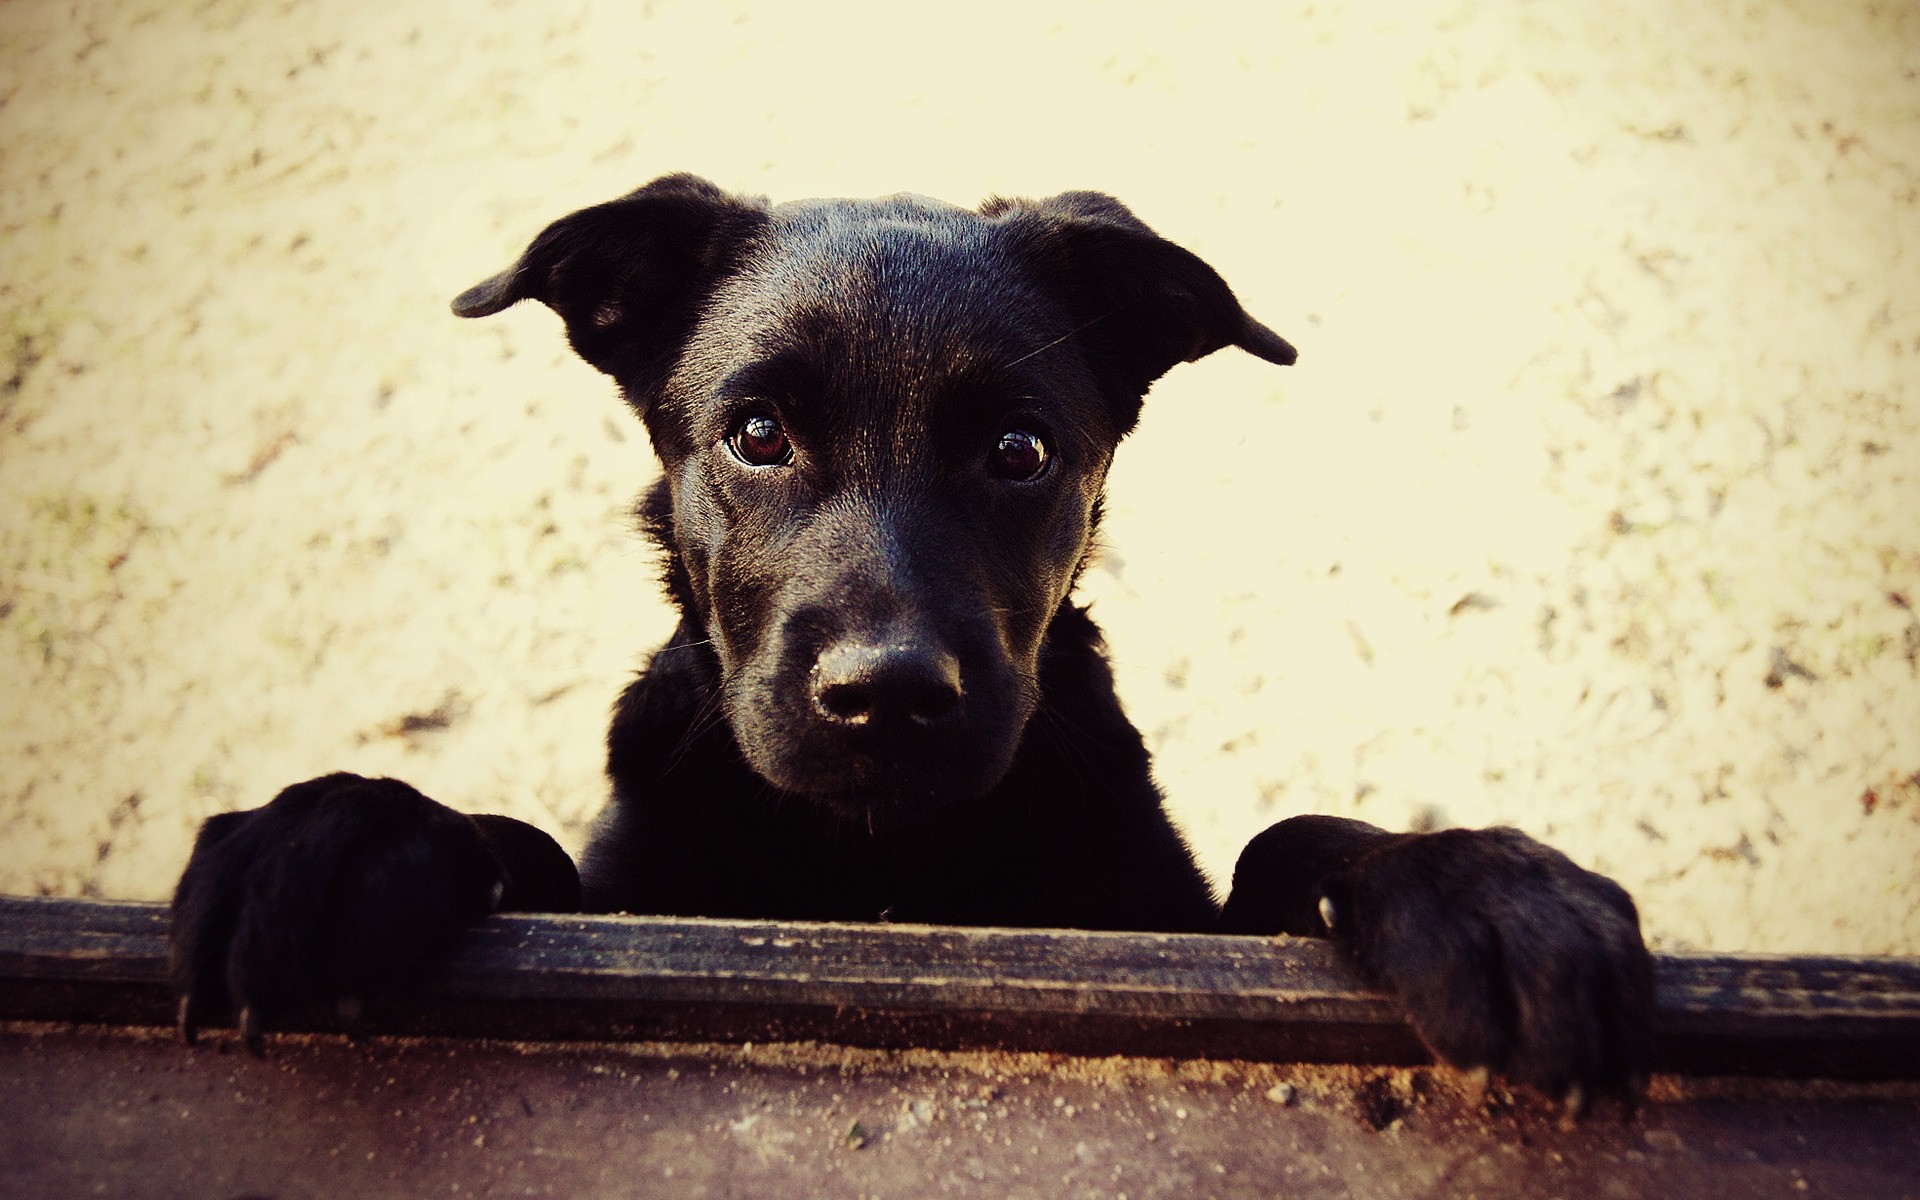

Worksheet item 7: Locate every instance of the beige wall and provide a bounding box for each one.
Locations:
[2,0,1916,952]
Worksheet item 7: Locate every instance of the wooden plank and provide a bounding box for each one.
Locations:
[2,895,1917,1077]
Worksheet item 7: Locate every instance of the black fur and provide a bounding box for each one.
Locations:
[171,174,1651,1108]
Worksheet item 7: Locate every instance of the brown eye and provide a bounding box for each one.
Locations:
[990,429,1049,482]
[727,414,792,467]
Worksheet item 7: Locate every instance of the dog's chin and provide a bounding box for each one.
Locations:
[741,739,1019,828]
[802,782,978,829]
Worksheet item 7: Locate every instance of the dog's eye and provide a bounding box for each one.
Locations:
[727,415,793,468]
[989,429,1049,482]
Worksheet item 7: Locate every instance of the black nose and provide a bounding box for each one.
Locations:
[811,641,963,728]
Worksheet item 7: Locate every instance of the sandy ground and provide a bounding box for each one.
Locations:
[1,0,1916,955]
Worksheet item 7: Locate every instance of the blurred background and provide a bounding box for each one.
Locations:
[1,0,1915,953]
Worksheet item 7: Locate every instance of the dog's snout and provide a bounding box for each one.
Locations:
[811,642,963,729]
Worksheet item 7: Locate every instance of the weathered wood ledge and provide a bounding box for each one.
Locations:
[3,895,1915,1078]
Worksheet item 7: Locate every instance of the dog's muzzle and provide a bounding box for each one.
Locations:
[725,603,1030,812]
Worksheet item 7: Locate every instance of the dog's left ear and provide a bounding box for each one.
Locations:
[453,173,768,406]
[987,191,1294,427]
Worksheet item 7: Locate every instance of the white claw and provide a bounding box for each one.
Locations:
[1317,894,1338,931]
[1559,1083,1588,1130]
[1464,1066,1491,1105]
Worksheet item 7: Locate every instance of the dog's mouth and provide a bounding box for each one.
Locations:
[740,718,1030,819]
[788,776,972,828]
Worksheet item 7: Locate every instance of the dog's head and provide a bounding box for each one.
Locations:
[455,174,1293,821]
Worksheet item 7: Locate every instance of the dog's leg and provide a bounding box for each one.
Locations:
[1219,815,1652,1112]
[169,774,578,1051]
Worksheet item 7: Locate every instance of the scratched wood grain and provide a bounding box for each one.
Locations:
[2,896,1915,1076]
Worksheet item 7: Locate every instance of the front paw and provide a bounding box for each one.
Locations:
[1326,827,1653,1109]
[169,773,505,1051]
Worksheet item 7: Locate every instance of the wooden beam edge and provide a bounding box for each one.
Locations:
[2,895,1916,1078]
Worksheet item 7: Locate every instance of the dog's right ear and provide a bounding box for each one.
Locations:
[453,173,767,403]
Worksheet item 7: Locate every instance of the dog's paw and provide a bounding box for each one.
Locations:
[169,773,506,1052]
[1326,826,1654,1111]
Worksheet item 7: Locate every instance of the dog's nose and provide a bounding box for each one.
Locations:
[811,642,963,728]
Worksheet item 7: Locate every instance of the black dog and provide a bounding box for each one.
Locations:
[171,174,1652,1107]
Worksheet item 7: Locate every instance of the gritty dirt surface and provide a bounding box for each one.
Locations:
[1,0,1918,954]
[4,1023,1919,1199]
